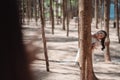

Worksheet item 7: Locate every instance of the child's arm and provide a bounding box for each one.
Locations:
[91,42,99,50]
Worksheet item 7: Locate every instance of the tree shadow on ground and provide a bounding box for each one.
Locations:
[94,46,120,63]
[69,29,78,33]
[32,61,80,80]
[32,69,50,80]
[94,66,120,80]
[94,54,120,63]
[37,59,75,64]
[49,70,79,76]
[48,46,77,53]
[46,36,78,42]
[22,27,41,31]
[95,72,120,80]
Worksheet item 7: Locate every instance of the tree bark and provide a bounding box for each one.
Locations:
[99,0,103,29]
[115,0,120,43]
[95,0,99,29]
[39,0,49,71]
[21,0,25,24]
[79,0,98,80]
[69,0,73,19]
[27,0,32,23]
[56,0,59,25]
[66,0,70,37]
[104,0,111,62]
[0,0,34,80]
[34,0,38,24]
[62,0,67,30]
[50,0,55,34]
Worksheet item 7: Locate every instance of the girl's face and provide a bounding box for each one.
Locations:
[97,32,105,39]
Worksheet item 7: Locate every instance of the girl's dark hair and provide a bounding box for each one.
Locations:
[98,30,107,50]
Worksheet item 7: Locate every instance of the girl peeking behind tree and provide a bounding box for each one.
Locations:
[75,30,107,66]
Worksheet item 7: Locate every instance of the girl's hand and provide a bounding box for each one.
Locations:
[92,43,99,50]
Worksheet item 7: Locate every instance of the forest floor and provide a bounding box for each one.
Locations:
[22,19,120,80]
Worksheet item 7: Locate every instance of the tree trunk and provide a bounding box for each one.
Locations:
[99,0,103,29]
[62,0,66,30]
[95,0,99,29]
[21,0,25,24]
[43,0,46,27]
[31,0,34,19]
[25,0,30,24]
[115,0,120,43]
[28,0,32,23]
[104,0,111,62]
[0,0,34,80]
[39,0,49,71]
[79,0,98,80]
[50,0,55,34]
[60,0,63,24]
[34,0,38,25]
[56,0,59,25]
[69,0,73,19]
[66,0,70,37]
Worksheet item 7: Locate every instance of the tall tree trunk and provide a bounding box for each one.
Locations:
[60,0,63,23]
[43,0,46,27]
[92,0,95,18]
[34,0,38,25]
[99,0,103,29]
[18,0,23,25]
[31,0,34,19]
[39,0,49,71]
[66,0,70,37]
[0,0,34,80]
[62,0,66,30]
[50,0,55,34]
[56,0,59,25]
[104,0,111,62]
[26,0,30,24]
[21,0,25,24]
[69,0,73,19]
[114,1,116,28]
[95,0,99,29]
[79,0,98,80]
[115,0,120,43]
[28,0,32,23]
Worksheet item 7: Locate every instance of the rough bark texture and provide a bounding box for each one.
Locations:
[66,0,70,37]
[50,0,55,34]
[62,0,67,30]
[79,0,98,80]
[27,0,32,23]
[115,0,120,43]
[56,0,59,25]
[95,0,99,29]
[39,0,49,71]
[99,0,103,29]
[34,0,38,23]
[104,0,111,62]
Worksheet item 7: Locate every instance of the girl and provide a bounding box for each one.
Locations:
[75,30,107,66]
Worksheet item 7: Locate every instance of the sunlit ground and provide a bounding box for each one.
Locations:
[22,18,120,80]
